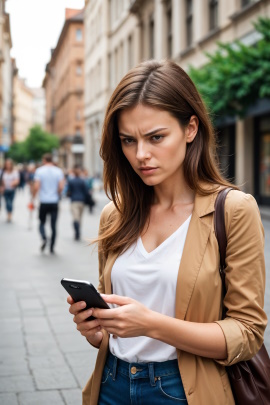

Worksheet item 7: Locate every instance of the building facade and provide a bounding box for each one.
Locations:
[84,0,270,205]
[0,0,13,164]
[43,8,85,169]
[32,87,46,129]
[13,73,34,143]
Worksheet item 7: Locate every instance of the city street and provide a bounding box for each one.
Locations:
[0,189,269,405]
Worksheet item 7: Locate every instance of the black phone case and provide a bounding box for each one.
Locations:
[61,279,109,321]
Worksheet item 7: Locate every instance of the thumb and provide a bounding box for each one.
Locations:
[101,294,132,306]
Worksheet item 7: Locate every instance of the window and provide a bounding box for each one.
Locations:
[114,47,118,85]
[75,127,81,136]
[241,0,256,7]
[128,35,134,69]
[165,1,172,58]
[76,109,81,121]
[149,15,154,59]
[186,0,193,47]
[76,64,82,76]
[76,28,82,41]
[209,0,219,31]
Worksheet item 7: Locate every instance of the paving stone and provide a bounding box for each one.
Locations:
[61,388,82,405]
[23,317,51,334]
[0,375,35,393]
[55,332,90,354]
[22,309,45,317]
[0,333,25,348]
[1,318,22,334]
[28,353,66,369]
[25,333,59,356]
[32,366,78,390]
[71,366,92,389]
[0,393,18,405]
[0,358,28,377]
[0,347,26,361]
[51,320,75,334]
[19,298,43,310]
[65,350,96,369]
[19,390,64,405]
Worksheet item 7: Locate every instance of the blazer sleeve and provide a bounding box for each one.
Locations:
[214,190,267,366]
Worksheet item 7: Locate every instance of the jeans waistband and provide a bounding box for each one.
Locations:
[105,352,180,386]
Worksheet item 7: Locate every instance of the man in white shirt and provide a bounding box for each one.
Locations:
[33,153,64,253]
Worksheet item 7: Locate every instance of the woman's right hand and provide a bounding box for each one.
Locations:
[67,295,103,348]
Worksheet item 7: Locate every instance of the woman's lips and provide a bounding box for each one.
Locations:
[139,167,158,175]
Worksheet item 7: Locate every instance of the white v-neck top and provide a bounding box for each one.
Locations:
[109,214,192,362]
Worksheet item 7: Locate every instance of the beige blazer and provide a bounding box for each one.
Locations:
[82,187,267,405]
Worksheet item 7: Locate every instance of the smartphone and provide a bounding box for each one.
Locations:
[61,278,110,321]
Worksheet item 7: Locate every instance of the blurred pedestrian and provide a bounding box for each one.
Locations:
[33,153,64,254]
[1,159,19,222]
[27,163,37,230]
[17,163,27,192]
[82,168,95,213]
[67,164,88,240]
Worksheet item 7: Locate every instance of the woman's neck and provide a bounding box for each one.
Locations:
[153,175,195,209]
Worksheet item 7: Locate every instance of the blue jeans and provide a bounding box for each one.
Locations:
[98,352,188,405]
[4,189,15,213]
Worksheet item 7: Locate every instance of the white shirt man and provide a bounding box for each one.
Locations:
[34,154,64,253]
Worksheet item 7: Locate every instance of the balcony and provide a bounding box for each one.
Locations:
[129,0,145,14]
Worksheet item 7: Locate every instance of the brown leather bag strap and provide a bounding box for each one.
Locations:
[214,187,233,289]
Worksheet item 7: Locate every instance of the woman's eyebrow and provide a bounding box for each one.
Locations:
[119,127,168,137]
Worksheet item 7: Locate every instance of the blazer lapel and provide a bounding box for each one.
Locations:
[175,190,216,320]
[103,252,119,294]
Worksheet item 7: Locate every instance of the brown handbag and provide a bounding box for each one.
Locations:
[214,188,270,405]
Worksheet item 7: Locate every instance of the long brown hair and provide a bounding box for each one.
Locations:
[98,59,235,256]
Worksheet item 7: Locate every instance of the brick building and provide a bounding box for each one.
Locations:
[43,8,85,168]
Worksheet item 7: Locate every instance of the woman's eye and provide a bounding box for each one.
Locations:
[151,135,163,142]
[122,138,135,145]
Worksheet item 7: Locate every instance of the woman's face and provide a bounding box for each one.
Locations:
[5,160,12,171]
[118,104,198,187]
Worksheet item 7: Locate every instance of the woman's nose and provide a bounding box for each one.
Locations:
[136,141,151,161]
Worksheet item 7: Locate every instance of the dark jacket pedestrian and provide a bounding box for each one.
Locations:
[67,165,88,240]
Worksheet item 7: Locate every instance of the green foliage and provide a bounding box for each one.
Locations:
[7,125,59,163]
[7,141,28,163]
[189,17,270,119]
[24,125,59,161]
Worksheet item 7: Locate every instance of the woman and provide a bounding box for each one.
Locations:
[67,60,267,405]
[2,159,19,222]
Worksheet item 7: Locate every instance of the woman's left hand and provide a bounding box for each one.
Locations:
[91,294,152,338]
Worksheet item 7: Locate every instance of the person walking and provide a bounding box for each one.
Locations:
[33,153,64,253]
[67,165,88,241]
[1,159,19,222]
[66,60,267,405]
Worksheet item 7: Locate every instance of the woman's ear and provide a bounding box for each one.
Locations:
[186,115,199,143]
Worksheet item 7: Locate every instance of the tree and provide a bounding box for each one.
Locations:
[189,18,270,120]
[7,125,59,163]
[7,141,28,163]
[24,125,59,162]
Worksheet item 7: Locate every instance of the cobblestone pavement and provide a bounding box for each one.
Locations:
[0,189,269,405]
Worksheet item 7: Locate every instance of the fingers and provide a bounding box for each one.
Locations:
[101,294,132,306]
[68,300,86,315]
[67,295,74,305]
[73,308,94,323]
[92,307,116,319]
[76,318,100,333]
